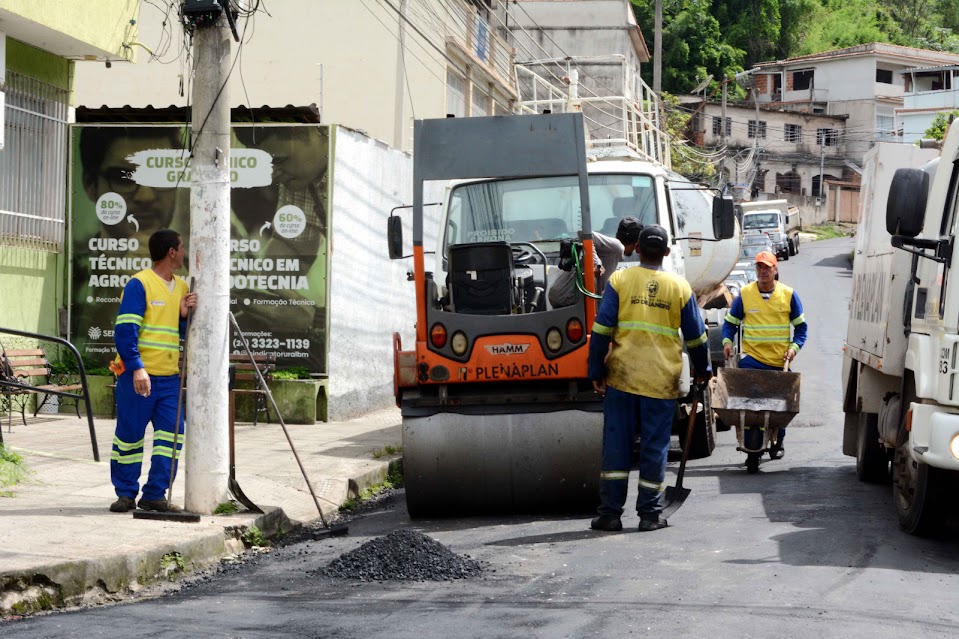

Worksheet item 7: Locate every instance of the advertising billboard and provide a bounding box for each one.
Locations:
[70,124,330,373]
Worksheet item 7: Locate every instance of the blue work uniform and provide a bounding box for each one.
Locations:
[110,269,188,501]
[721,281,807,445]
[588,265,711,519]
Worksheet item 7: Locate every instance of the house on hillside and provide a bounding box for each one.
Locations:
[681,97,848,223]
[897,65,959,143]
[750,43,959,164]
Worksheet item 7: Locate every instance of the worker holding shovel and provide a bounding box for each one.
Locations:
[108,230,196,514]
[588,225,712,533]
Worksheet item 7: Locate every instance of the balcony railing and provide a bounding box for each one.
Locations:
[514,56,671,167]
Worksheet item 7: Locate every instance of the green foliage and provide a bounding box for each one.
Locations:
[924,110,959,140]
[214,501,239,515]
[371,443,402,459]
[241,525,268,547]
[160,552,185,576]
[632,0,959,81]
[661,93,718,180]
[805,223,854,240]
[632,0,745,94]
[338,468,403,512]
[272,366,312,380]
[0,444,30,496]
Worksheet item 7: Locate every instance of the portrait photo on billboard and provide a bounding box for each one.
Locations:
[70,123,331,373]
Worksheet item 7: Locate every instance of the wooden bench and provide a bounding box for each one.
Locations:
[228,353,275,426]
[0,347,83,428]
[106,353,276,425]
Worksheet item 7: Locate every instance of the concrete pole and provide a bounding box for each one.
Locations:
[653,0,662,94]
[721,75,727,146]
[185,14,232,515]
[393,0,408,151]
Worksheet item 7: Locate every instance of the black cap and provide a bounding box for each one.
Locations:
[615,216,643,244]
[639,224,669,254]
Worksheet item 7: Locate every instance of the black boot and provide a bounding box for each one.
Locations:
[638,514,668,532]
[590,515,623,532]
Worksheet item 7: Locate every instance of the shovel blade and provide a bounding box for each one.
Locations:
[661,486,691,519]
[229,477,264,514]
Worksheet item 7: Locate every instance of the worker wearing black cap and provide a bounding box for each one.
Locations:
[587,224,711,532]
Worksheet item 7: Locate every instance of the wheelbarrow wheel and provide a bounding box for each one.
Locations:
[746,453,760,474]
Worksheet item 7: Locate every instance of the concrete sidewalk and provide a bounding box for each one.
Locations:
[0,408,402,616]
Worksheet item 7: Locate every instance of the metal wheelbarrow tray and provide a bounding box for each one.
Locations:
[712,368,801,434]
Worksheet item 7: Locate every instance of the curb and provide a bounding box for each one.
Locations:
[0,456,401,617]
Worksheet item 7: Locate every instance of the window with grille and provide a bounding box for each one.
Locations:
[876,115,896,141]
[711,116,731,136]
[784,123,803,143]
[748,120,767,139]
[817,128,838,146]
[0,71,70,252]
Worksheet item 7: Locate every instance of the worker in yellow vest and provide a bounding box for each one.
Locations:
[109,230,196,513]
[588,225,711,533]
[722,250,808,461]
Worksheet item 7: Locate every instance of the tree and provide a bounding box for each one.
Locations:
[631,0,744,94]
[661,93,718,180]
[924,110,959,140]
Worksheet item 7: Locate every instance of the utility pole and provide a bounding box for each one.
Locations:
[720,75,728,146]
[393,0,409,150]
[181,2,234,515]
[653,0,662,94]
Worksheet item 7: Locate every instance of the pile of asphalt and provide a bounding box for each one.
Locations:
[320,529,484,582]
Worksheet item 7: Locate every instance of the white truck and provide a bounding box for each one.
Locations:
[738,199,801,260]
[841,138,955,536]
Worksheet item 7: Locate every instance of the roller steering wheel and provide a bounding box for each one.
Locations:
[510,241,547,267]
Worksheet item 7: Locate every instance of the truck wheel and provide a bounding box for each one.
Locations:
[892,424,948,536]
[788,239,796,256]
[678,402,716,459]
[856,412,889,483]
[780,250,789,261]
[794,237,799,254]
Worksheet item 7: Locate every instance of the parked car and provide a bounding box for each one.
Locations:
[734,261,758,282]
[740,235,774,260]
[724,269,750,297]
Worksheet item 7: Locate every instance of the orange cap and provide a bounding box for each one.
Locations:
[755,251,778,267]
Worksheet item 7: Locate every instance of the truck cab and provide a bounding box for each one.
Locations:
[841,136,958,536]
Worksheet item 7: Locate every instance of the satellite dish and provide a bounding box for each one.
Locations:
[691,74,714,94]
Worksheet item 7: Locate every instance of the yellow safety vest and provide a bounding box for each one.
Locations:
[115,269,187,376]
[600,267,692,399]
[737,281,793,368]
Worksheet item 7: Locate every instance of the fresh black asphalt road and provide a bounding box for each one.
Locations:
[5,237,959,638]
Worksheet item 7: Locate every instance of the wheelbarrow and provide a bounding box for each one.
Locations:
[712,366,801,473]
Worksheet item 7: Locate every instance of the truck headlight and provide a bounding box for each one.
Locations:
[950,434,959,461]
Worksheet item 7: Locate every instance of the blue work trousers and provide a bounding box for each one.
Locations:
[111,372,185,501]
[738,355,786,446]
[598,386,675,518]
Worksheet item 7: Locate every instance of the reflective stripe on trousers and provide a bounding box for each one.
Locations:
[111,372,185,501]
[598,386,675,518]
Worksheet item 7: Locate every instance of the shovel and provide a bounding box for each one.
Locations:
[661,387,701,519]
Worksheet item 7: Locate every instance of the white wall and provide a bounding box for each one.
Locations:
[326,127,443,419]
[72,0,447,152]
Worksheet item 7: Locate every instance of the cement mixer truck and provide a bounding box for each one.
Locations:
[389,112,738,516]
[841,135,959,536]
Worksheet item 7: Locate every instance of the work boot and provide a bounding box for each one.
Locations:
[638,515,668,532]
[590,515,623,532]
[138,498,182,513]
[109,496,136,513]
[769,444,784,460]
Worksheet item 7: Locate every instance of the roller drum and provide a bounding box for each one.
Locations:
[403,410,603,517]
